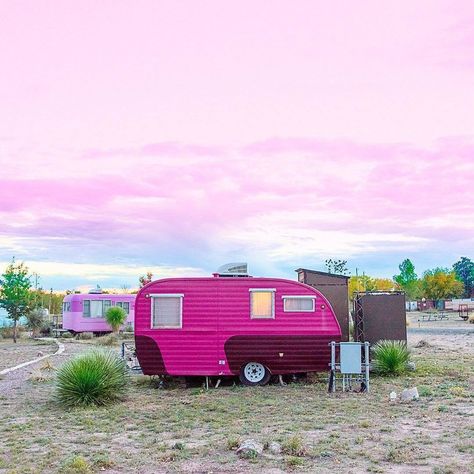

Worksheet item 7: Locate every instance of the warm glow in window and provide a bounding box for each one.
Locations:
[250,291,274,319]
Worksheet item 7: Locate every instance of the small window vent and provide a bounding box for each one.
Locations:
[216,262,249,277]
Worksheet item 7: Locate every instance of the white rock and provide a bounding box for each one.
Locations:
[236,439,264,457]
[407,361,416,371]
[401,387,419,401]
[389,391,397,402]
[268,441,282,455]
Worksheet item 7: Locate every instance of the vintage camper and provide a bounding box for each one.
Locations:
[62,292,135,334]
[134,265,341,385]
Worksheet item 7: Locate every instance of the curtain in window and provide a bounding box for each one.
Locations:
[153,297,181,327]
[90,300,103,318]
[103,300,112,315]
[284,298,314,311]
[251,292,274,318]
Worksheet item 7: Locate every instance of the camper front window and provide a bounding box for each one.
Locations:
[151,294,183,328]
[250,289,275,319]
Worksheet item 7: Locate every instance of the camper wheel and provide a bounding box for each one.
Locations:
[240,362,271,386]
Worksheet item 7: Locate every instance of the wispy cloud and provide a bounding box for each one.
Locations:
[1,137,472,287]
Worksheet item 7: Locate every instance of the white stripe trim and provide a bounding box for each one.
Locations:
[149,293,184,298]
[281,295,316,299]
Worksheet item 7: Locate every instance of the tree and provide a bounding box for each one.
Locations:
[105,306,127,334]
[349,276,395,297]
[393,259,420,300]
[26,308,46,338]
[453,257,474,298]
[0,259,33,343]
[139,272,153,288]
[421,268,464,300]
[325,259,349,275]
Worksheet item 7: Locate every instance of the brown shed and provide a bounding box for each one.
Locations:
[353,291,407,344]
[296,268,350,341]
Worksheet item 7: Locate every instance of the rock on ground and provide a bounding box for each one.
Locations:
[401,387,419,401]
[268,441,282,455]
[236,439,264,457]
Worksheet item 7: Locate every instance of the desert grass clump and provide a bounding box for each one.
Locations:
[95,333,120,346]
[56,350,128,407]
[372,340,410,376]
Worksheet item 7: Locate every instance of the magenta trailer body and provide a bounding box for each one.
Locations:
[62,293,135,333]
[134,277,341,377]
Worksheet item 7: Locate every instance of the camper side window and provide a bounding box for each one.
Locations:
[83,300,91,317]
[250,289,275,319]
[151,294,183,328]
[282,296,315,312]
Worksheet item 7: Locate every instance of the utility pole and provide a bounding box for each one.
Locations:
[49,288,53,314]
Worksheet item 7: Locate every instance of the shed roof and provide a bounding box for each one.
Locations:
[295,268,350,280]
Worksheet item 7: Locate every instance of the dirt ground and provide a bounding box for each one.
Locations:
[0,339,57,372]
[0,318,473,474]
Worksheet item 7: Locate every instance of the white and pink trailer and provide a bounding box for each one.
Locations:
[134,275,341,385]
[62,293,135,334]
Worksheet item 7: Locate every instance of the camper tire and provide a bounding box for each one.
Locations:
[239,362,271,386]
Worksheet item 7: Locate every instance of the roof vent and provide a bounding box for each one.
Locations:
[216,262,249,277]
[88,285,103,294]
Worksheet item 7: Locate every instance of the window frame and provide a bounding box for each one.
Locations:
[83,300,91,317]
[150,294,184,329]
[249,288,276,319]
[83,299,111,319]
[281,295,316,313]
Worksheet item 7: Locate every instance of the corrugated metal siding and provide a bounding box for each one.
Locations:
[62,294,135,332]
[135,277,341,376]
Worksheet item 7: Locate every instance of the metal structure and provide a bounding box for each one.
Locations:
[121,341,141,371]
[353,291,407,344]
[459,304,469,321]
[328,341,370,393]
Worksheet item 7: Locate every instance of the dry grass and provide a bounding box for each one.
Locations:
[0,335,473,473]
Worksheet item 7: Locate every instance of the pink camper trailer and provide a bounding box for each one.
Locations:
[134,265,341,385]
[62,292,135,334]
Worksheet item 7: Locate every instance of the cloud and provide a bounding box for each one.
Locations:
[0,137,473,286]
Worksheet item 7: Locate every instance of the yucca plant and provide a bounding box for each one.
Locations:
[372,340,410,376]
[56,350,128,407]
[105,306,127,333]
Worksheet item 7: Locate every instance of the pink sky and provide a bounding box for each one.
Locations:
[0,1,473,289]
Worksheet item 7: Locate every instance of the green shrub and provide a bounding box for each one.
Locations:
[372,340,410,376]
[75,332,94,340]
[56,350,128,407]
[105,307,127,333]
[26,308,46,337]
[282,435,306,457]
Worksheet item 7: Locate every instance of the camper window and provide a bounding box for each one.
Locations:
[83,300,110,318]
[83,300,91,317]
[62,302,71,313]
[103,300,112,314]
[90,300,104,318]
[151,294,183,328]
[250,289,275,319]
[282,296,315,312]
